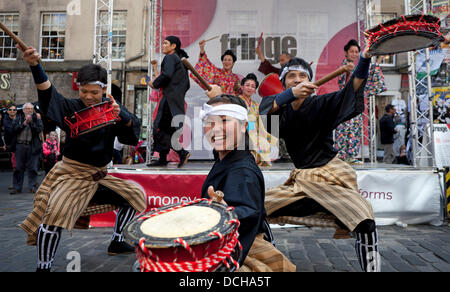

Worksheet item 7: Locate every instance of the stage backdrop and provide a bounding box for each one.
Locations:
[90,168,445,227]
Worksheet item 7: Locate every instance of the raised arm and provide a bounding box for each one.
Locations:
[17,45,51,91]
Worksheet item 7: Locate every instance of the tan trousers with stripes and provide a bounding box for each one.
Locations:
[238,234,296,272]
[20,157,146,246]
[265,157,374,233]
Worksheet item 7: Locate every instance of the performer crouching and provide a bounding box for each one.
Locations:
[200,93,295,272]
[259,46,380,272]
[18,46,146,272]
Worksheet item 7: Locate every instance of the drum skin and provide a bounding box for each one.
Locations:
[124,199,241,272]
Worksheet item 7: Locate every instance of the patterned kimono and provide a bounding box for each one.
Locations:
[192,53,242,95]
[333,58,386,161]
[239,95,278,167]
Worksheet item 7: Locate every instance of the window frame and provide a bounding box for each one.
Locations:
[0,13,20,60]
[39,12,66,62]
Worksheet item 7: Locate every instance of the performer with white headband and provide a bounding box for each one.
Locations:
[259,46,381,272]
[17,45,146,272]
[200,93,296,272]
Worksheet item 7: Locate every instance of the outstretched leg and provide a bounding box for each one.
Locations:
[354,219,380,272]
[107,207,136,255]
[36,224,62,272]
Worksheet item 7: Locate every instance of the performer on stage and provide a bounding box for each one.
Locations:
[200,94,295,272]
[334,39,386,163]
[18,46,146,272]
[148,36,191,167]
[191,40,242,95]
[259,47,380,272]
[239,73,278,167]
[256,47,292,76]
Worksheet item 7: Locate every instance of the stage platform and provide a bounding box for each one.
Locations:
[90,161,447,228]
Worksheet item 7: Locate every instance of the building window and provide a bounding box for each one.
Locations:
[99,11,127,60]
[228,11,257,61]
[0,13,19,60]
[40,13,66,60]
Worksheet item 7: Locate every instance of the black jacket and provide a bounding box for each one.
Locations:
[152,53,190,131]
[10,113,43,155]
[379,114,396,145]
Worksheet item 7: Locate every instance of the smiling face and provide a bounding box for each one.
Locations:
[283,70,310,90]
[203,103,247,156]
[222,55,235,72]
[242,79,257,98]
[345,45,360,63]
[79,84,106,107]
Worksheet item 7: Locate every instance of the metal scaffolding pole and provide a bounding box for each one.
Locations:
[93,0,114,96]
[405,0,436,167]
[146,0,163,165]
[360,0,377,164]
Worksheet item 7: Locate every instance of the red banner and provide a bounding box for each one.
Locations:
[89,172,207,227]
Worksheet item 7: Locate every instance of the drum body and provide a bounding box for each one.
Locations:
[366,14,444,55]
[258,73,284,98]
[124,199,242,272]
[64,101,120,138]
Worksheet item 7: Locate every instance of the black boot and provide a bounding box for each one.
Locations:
[177,150,190,168]
[107,241,135,256]
[147,152,168,167]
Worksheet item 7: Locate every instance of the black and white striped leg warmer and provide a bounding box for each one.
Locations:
[111,207,136,242]
[37,224,62,270]
[355,229,380,272]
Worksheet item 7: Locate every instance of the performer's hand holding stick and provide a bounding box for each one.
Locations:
[181,57,213,91]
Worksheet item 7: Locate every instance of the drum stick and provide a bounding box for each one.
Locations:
[257,32,263,49]
[205,35,219,43]
[181,57,213,91]
[313,66,348,87]
[0,21,29,51]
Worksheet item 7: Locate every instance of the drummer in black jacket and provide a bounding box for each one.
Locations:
[148,36,191,167]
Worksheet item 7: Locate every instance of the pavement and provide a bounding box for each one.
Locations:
[0,169,449,272]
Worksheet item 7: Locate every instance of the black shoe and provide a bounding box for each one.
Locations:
[10,189,21,195]
[29,188,36,193]
[146,159,168,167]
[36,267,51,272]
[178,151,190,168]
[107,241,135,256]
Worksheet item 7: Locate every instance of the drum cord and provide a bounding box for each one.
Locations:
[134,198,242,272]
[366,14,443,49]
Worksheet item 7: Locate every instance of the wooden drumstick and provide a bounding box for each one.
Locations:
[181,57,213,91]
[313,66,348,87]
[204,35,220,43]
[0,21,29,51]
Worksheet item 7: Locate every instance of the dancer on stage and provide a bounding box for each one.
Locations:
[259,46,380,272]
[192,40,242,95]
[200,93,295,272]
[148,36,191,167]
[18,45,146,272]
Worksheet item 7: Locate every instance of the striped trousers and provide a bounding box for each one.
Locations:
[265,157,379,272]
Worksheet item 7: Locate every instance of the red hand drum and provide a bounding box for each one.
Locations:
[365,14,445,55]
[64,101,120,138]
[258,73,284,98]
[124,198,242,272]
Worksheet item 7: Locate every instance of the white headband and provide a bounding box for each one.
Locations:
[77,81,107,88]
[200,103,248,122]
[279,65,311,81]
